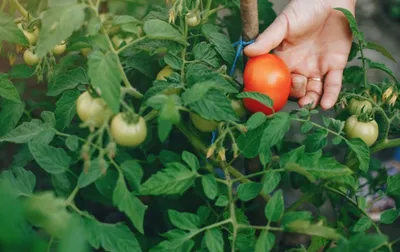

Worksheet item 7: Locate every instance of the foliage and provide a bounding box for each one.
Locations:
[0,0,399,251]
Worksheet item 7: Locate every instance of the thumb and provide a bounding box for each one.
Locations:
[244,14,288,57]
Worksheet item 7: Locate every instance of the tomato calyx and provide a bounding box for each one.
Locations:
[121,111,141,125]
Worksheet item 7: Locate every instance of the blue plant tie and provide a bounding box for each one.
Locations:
[210,38,255,145]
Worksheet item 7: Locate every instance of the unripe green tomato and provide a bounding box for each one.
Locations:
[76,91,112,128]
[348,98,372,115]
[18,23,39,45]
[186,11,201,27]
[156,66,174,81]
[52,41,66,55]
[190,112,219,133]
[231,99,247,119]
[23,49,40,66]
[80,47,93,57]
[110,113,147,147]
[344,115,379,146]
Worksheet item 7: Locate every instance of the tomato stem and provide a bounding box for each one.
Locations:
[10,0,29,19]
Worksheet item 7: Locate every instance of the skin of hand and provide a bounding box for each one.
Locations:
[244,0,357,110]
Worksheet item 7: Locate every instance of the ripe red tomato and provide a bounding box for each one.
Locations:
[243,53,291,115]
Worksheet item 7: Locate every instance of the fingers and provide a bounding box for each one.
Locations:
[298,78,323,108]
[244,14,288,57]
[320,70,343,110]
[290,74,307,98]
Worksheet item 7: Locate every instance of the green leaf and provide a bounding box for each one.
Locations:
[149,236,194,252]
[58,216,88,252]
[182,151,200,171]
[0,74,21,103]
[259,112,291,151]
[303,128,328,152]
[346,233,388,251]
[0,119,44,143]
[258,0,277,32]
[189,89,239,122]
[0,100,25,137]
[95,169,118,199]
[113,174,147,234]
[84,218,142,252]
[281,211,313,227]
[185,64,238,93]
[301,121,313,133]
[285,220,342,240]
[9,64,35,79]
[343,66,364,85]
[215,195,229,207]
[204,228,224,252]
[192,42,220,68]
[245,112,267,130]
[308,236,328,252]
[265,190,284,222]
[237,182,263,202]
[366,42,396,63]
[143,20,187,45]
[237,124,266,158]
[201,175,219,200]
[28,140,71,174]
[262,170,281,195]
[121,160,143,193]
[122,51,157,79]
[87,16,101,35]
[352,216,372,232]
[255,231,275,252]
[367,60,399,84]
[334,8,363,41]
[65,135,79,151]
[387,174,400,196]
[36,4,87,57]
[345,138,370,173]
[202,24,235,65]
[140,163,196,195]
[164,53,183,70]
[380,209,400,224]
[302,156,353,179]
[77,160,106,188]
[0,14,29,45]
[168,209,200,231]
[88,51,121,113]
[182,81,219,105]
[0,167,36,196]
[55,90,80,130]
[237,92,273,110]
[47,68,88,96]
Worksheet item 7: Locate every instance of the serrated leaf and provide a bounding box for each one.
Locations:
[380,209,400,224]
[192,42,220,67]
[0,74,21,103]
[122,51,157,79]
[255,231,275,252]
[265,190,284,222]
[215,195,228,207]
[303,128,328,152]
[237,182,263,201]
[259,112,290,151]
[77,160,106,188]
[182,151,199,171]
[367,60,399,84]
[121,160,143,193]
[366,42,396,62]
[9,64,35,79]
[345,138,370,173]
[334,8,363,41]
[352,216,372,232]
[47,68,88,96]
[245,112,267,130]
[281,211,313,227]
[36,4,87,57]
[28,140,71,174]
[143,20,187,45]
[201,175,218,200]
[237,92,273,110]
[140,163,196,195]
[0,100,25,137]
[168,209,200,231]
[262,170,281,195]
[300,121,313,133]
[0,119,44,143]
[205,228,224,252]
[113,174,147,234]
[88,51,121,113]
[202,24,235,65]
[164,53,183,70]
[0,167,36,196]
[0,14,29,45]
[237,124,265,158]
[84,218,142,252]
[387,174,400,196]
[65,135,79,151]
[343,66,364,85]
[55,90,80,130]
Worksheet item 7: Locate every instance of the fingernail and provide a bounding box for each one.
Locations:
[292,76,304,90]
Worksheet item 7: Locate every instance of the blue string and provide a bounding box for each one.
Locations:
[210,38,255,145]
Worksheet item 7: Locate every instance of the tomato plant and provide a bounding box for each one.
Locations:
[0,0,399,252]
[243,53,291,115]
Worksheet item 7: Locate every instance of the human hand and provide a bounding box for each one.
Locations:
[244,0,356,110]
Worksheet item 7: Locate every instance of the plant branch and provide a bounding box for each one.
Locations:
[10,0,29,19]
[116,36,147,54]
[237,224,283,232]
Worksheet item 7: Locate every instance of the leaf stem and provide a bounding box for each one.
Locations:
[237,224,283,232]
[10,0,29,19]
[65,186,79,205]
[116,36,147,54]
[358,41,368,88]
